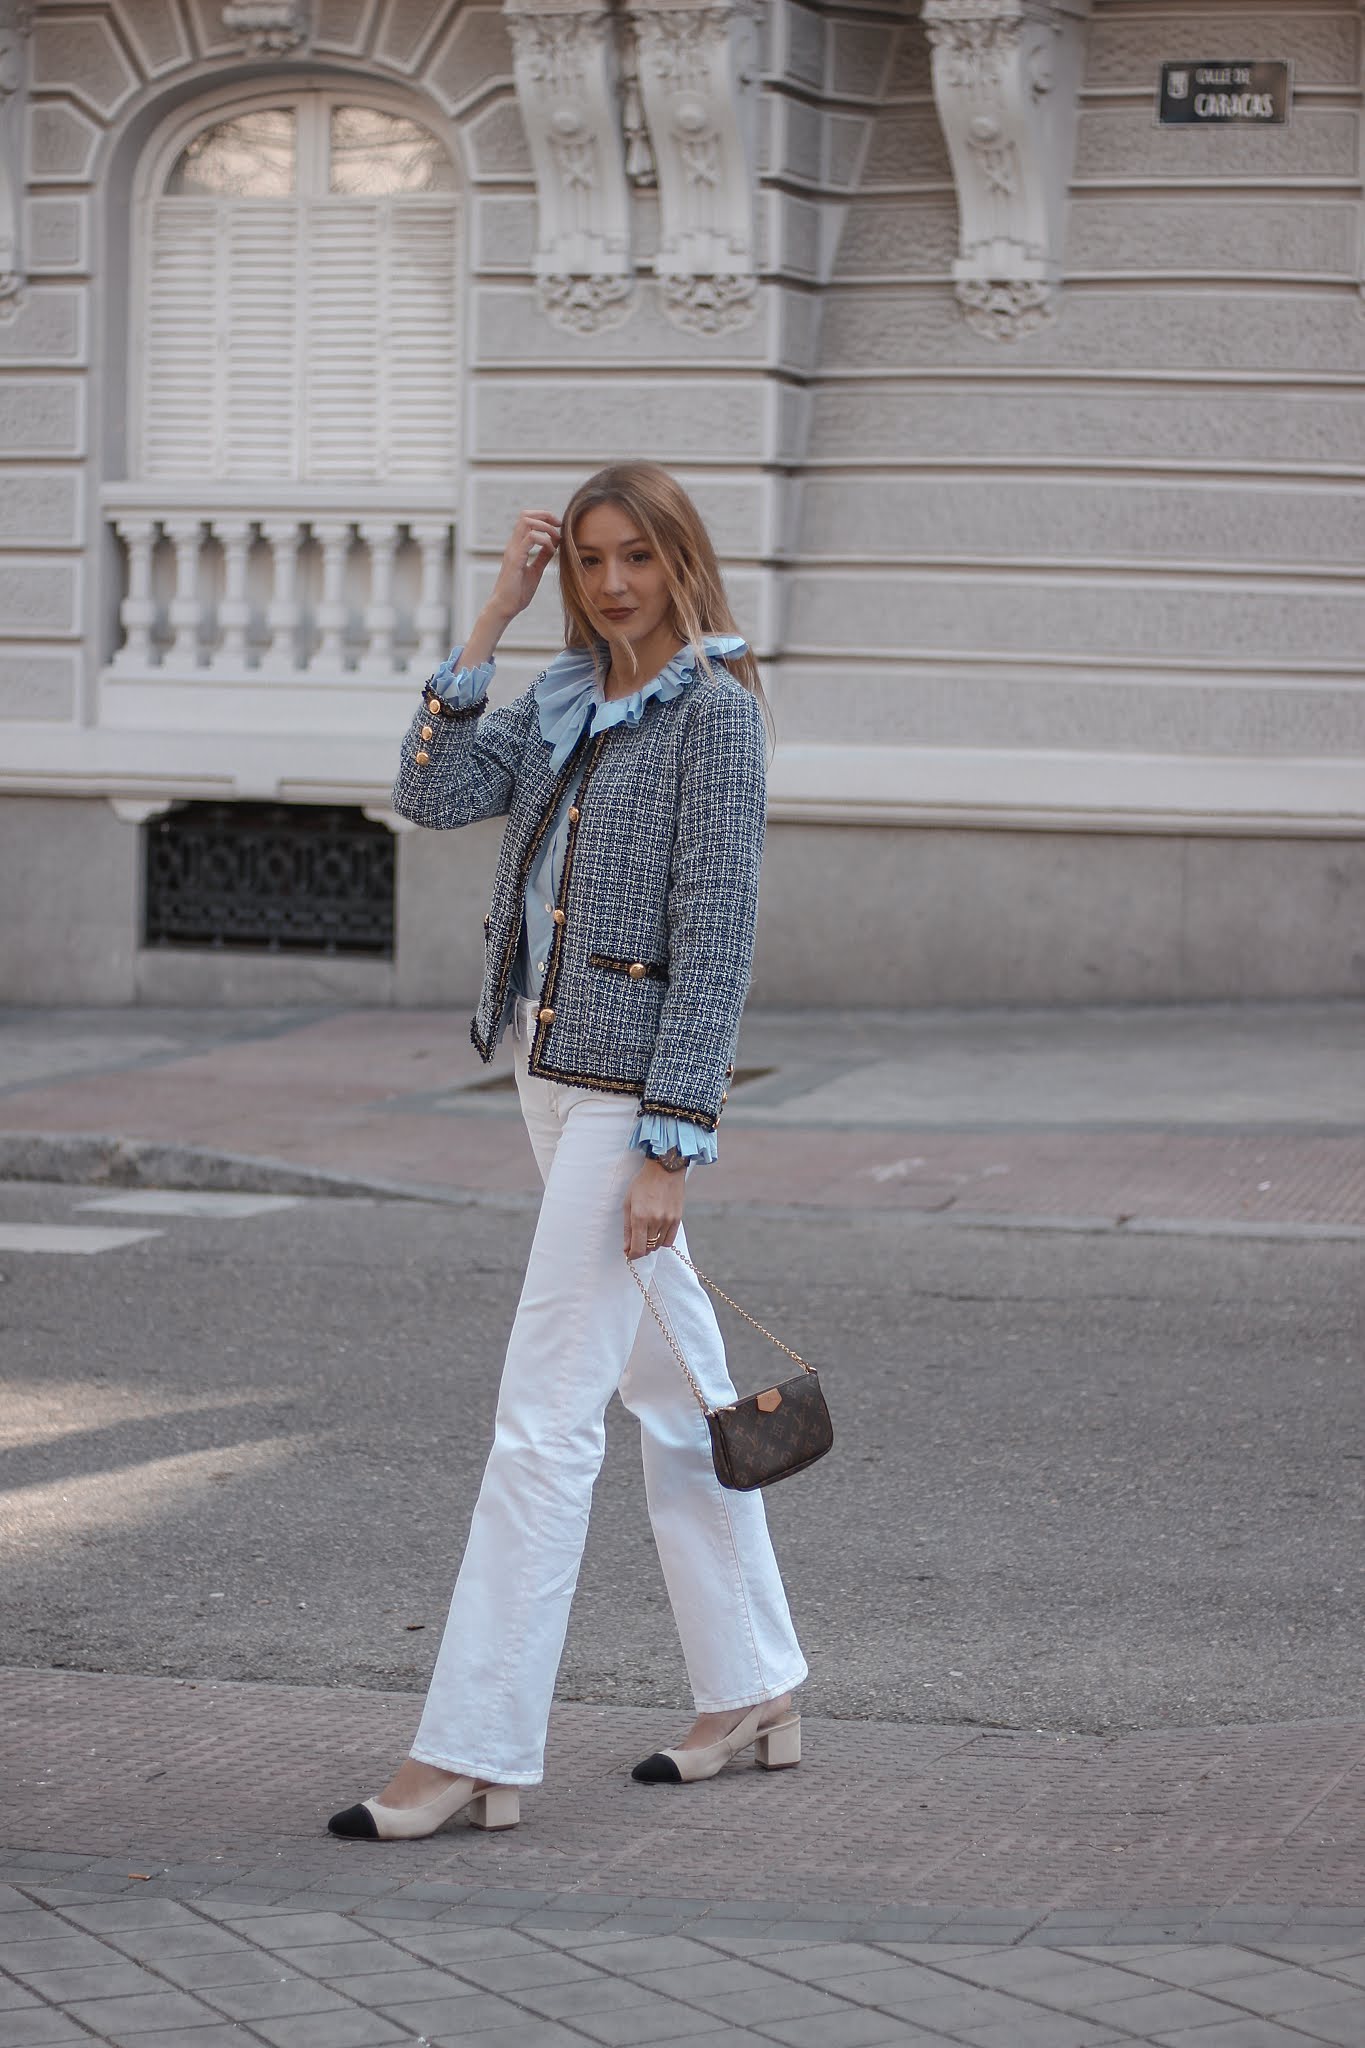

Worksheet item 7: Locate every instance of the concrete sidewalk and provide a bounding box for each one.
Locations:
[1,1000,1362,1228]
[4,1668,1365,2048]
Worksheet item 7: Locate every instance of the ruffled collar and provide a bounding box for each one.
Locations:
[536,634,748,773]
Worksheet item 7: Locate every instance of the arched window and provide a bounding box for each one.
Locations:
[136,91,459,483]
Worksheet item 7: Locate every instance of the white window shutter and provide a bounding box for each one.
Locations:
[303,199,382,479]
[223,202,300,481]
[139,105,458,485]
[142,200,220,478]
[382,201,459,483]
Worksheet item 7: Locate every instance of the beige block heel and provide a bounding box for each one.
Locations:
[754,1715,801,1770]
[469,1785,521,1829]
[328,1774,520,1840]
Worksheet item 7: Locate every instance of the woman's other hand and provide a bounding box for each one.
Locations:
[459,511,562,670]
[490,509,561,622]
[624,1157,687,1260]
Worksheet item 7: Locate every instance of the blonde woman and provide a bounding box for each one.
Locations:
[329,464,807,1841]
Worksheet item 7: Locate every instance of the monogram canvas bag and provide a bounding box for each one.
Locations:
[626,1246,833,1490]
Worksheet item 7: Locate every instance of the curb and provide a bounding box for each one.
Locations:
[4,1132,1363,1239]
[0,1131,447,1205]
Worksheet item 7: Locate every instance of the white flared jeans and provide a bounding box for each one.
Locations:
[410,995,808,1785]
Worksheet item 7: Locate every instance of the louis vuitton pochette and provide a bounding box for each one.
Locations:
[626,1246,833,1490]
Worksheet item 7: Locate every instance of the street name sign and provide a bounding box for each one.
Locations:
[1157,62,1290,126]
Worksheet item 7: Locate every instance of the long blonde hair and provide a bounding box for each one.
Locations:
[558,464,769,723]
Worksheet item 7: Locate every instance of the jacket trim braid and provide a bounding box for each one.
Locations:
[531,731,609,1070]
[640,1096,720,1133]
[423,688,484,724]
[469,724,597,1064]
[588,953,669,982]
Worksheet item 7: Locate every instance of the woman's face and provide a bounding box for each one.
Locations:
[573,501,674,652]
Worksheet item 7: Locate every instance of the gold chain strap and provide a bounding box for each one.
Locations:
[624,1246,815,1418]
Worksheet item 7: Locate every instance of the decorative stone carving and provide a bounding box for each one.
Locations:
[626,0,760,333]
[220,0,311,54]
[0,0,31,317]
[659,270,755,333]
[504,0,635,332]
[538,270,635,331]
[619,38,655,185]
[922,0,1090,340]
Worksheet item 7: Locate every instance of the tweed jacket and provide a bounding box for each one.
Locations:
[391,658,767,1133]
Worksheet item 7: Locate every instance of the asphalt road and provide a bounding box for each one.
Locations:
[1,1179,1360,1734]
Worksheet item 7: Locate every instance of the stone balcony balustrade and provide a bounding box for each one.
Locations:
[100,484,456,737]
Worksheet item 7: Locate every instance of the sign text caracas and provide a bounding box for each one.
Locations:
[1158,62,1290,126]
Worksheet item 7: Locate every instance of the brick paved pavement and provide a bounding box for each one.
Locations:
[4,1671,1365,2046]
[0,1005,1363,1229]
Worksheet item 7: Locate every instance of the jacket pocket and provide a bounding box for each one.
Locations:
[588,952,669,984]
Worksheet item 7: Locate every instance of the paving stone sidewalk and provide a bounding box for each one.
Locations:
[1,1004,1363,1229]
[4,1669,1365,2048]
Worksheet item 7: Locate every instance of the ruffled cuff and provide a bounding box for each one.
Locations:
[630,1113,717,1167]
[427,645,495,708]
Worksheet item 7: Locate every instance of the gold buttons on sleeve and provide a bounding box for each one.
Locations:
[568,806,580,823]
[552,909,566,926]
[628,961,646,979]
[427,696,441,714]
[538,1006,556,1024]
[721,1090,729,1104]
[726,1062,735,1077]
[415,749,430,765]
[421,724,434,741]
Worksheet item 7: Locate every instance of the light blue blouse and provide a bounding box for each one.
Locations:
[429,635,750,1165]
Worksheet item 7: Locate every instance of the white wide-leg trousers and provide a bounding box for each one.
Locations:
[410,996,808,1785]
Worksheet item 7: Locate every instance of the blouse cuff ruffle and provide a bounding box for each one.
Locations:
[630,1112,717,1167]
[427,646,495,708]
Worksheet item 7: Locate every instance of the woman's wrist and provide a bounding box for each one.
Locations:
[460,600,518,672]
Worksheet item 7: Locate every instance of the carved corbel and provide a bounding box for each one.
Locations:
[504,0,636,333]
[922,0,1091,341]
[0,0,31,318]
[626,0,761,335]
[220,0,311,52]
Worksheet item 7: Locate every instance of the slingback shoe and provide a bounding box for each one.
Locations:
[328,1776,520,1840]
[632,1704,801,1784]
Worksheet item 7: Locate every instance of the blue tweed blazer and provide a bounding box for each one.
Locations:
[391,662,766,1132]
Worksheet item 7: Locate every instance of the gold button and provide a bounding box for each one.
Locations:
[538,1006,555,1023]
[552,909,566,926]
[421,725,434,741]
[568,806,580,823]
[726,1062,735,1076]
[427,696,441,713]
[415,749,430,765]
[721,1090,728,1104]
[628,961,646,979]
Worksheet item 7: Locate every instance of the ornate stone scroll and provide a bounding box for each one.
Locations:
[0,0,31,315]
[922,0,1091,340]
[626,0,760,334]
[220,0,311,53]
[504,0,635,332]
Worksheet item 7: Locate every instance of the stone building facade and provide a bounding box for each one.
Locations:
[0,0,1362,1006]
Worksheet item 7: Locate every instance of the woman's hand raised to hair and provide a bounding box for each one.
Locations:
[461,510,562,669]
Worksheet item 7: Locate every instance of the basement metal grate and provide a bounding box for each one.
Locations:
[144,801,395,957]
